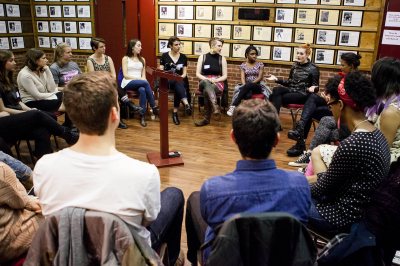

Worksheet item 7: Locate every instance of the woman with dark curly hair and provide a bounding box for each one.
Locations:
[307,71,390,235]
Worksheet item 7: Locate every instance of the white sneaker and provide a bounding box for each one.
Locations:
[227,106,235,116]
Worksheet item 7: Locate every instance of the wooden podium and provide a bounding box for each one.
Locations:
[145,66,184,167]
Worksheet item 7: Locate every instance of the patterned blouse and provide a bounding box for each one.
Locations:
[88,55,111,72]
[239,61,264,83]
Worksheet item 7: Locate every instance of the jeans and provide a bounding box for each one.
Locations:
[269,86,309,114]
[0,151,32,181]
[124,80,156,115]
[308,201,339,235]
[169,80,187,108]
[148,187,184,266]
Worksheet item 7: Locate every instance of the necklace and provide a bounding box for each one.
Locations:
[353,119,369,131]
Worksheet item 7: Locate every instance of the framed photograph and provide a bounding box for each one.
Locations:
[10,37,24,49]
[253,26,272,41]
[294,28,314,43]
[194,42,210,55]
[343,0,365,6]
[0,38,9,49]
[298,0,318,4]
[273,46,291,61]
[254,45,271,60]
[38,36,50,48]
[79,38,92,50]
[49,6,62,17]
[64,21,77,33]
[195,24,212,38]
[336,50,357,64]
[50,21,62,33]
[218,0,233,2]
[159,23,174,37]
[159,6,176,19]
[178,0,194,1]
[196,0,214,1]
[0,5,4,17]
[316,29,337,45]
[62,0,75,1]
[159,40,170,53]
[65,37,78,49]
[78,22,92,34]
[221,43,230,57]
[63,5,76,17]
[37,21,49,33]
[213,24,231,39]
[196,6,213,20]
[319,10,340,25]
[5,4,20,17]
[296,9,317,24]
[35,6,48,17]
[176,23,193,37]
[215,6,233,21]
[320,0,341,4]
[338,30,360,46]
[341,11,363,27]
[314,49,335,64]
[0,21,6,33]
[256,0,274,2]
[180,41,193,54]
[77,5,90,18]
[275,8,295,24]
[76,0,90,1]
[48,0,61,1]
[34,0,47,1]
[233,25,251,40]
[7,21,22,34]
[273,27,293,43]
[177,6,194,20]
[232,44,248,58]
[277,0,295,3]
[236,0,253,2]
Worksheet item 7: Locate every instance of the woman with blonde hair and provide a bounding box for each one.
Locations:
[50,42,81,88]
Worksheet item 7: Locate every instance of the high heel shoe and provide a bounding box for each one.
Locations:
[172,112,180,125]
[140,115,147,127]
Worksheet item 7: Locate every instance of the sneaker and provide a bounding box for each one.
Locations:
[286,139,306,157]
[288,152,311,167]
[298,166,307,174]
[227,106,235,116]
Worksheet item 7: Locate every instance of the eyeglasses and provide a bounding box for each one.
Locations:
[327,100,339,110]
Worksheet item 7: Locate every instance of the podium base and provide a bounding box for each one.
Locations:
[146,152,184,168]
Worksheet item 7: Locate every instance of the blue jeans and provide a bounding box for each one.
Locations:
[0,151,32,181]
[124,80,156,115]
[148,187,184,266]
[308,201,339,235]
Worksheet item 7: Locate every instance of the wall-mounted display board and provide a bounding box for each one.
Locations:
[31,0,95,52]
[156,0,385,71]
[0,0,34,51]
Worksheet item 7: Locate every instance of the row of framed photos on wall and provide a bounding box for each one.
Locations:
[37,36,91,50]
[0,36,25,49]
[36,21,92,34]
[33,0,90,2]
[159,23,362,47]
[159,0,364,5]
[160,5,364,27]
[0,4,22,17]
[34,5,91,18]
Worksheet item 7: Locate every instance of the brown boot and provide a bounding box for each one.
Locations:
[195,97,211,126]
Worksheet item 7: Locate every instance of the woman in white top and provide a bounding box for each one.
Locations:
[121,39,158,127]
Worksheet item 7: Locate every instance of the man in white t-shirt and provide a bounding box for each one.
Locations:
[33,71,184,265]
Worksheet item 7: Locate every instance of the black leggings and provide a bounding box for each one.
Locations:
[232,83,262,107]
[25,91,63,113]
[269,86,308,114]
[169,80,188,108]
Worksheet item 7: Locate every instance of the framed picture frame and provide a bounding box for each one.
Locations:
[338,30,360,46]
[177,6,194,20]
[78,21,92,34]
[195,24,212,38]
[65,37,78,49]
[233,25,251,40]
[343,0,365,6]
[64,21,77,33]
[159,22,175,37]
[76,0,90,1]
[196,6,213,20]
[49,6,62,17]
[50,21,63,33]
[275,8,295,24]
[38,36,50,48]
[254,45,271,60]
[194,42,210,55]
[256,0,274,2]
[294,28,314,43]
[159,40,170,53]
[0,5,4,17]
[10,37,24,49]
[5,4,20,17]
[236,0,254,2]
[180,41,193,54]
[277,0,295,3]
[273,27,293,42]
[320,0,341,5]
[336,50,357,64]
[232,43,248,58]
[319,9,340,25]
[273,46,291,61]
[221,43,230,57]
[298,0,318,4]
[159,6,176,19]
[35,6,48,17]
[196,0,214,1]
[314,49,335,64]
[159,0,172,1]
[7,21,22,34]
[34,0,47,1]
[176,23,193,37]
[341,10,363,27]
[51,37,63,48]
[296,9,317,24]
[37,21,49,33]
[0,21,6,33]
[215,6,233,21]
[0,37,9,49]
[316,29,337,45]
[178,0,194,1]
[77,5,90,18]
[213,24,231,39]
[218,0,233,2]
[253,26,272,41]
[63,5,76,17]
[79,38,92,50]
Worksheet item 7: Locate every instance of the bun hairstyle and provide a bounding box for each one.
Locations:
[299,43,312,56]
[340,53,362,69]
[90,37,105,51]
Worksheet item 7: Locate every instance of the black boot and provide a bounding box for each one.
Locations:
[61,126,79,145]
[118,120,128,129]
[172,112,180,125]
[127,101,143,114]
[140,115,147,127]
[185,104,192,116]
[286,139,306,157]
[152,106,159,116]
[288,121,305,141]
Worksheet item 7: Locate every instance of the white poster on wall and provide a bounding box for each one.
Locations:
[382,30,400,45]
[0,37,9,49]
[385,12,400,27]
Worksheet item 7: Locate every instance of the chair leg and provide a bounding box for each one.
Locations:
[25,140,36,164]
[192,92,196,119]
[15,140,22,160]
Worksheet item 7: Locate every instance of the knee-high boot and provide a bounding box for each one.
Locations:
[194,97,211,127]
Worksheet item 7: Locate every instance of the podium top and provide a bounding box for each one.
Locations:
[146,66,183,81]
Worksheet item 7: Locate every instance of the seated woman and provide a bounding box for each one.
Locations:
[195,37,228,127]
[17,49,62,113]
[121,39,159,127]
[50,43,81,88]
[159,36,191,125]
[86,37,142,129]
[308,72,391,235]
[0,162,43,263]
[227,45,271,116]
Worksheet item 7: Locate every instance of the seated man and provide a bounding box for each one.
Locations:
[33,71,184,266]
[185,99,311,264]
